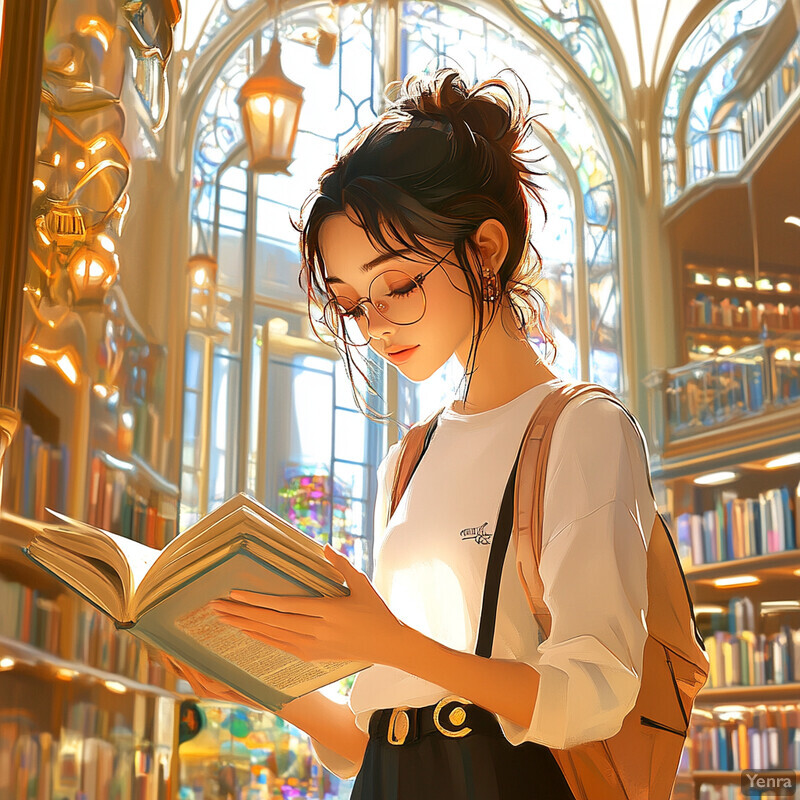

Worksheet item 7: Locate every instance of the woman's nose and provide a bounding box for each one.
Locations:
[364,303,395,339]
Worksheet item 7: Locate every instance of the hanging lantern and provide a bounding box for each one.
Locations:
[187,253,218,327]
[236,35,303,174]
[67,233,119,303]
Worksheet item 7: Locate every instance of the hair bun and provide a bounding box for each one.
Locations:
[388,68,525,152]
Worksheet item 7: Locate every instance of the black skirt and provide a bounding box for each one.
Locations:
[349,702,577,800]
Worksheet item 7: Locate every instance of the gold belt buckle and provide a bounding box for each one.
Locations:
[433,695,473,738]
[387,706,411,745]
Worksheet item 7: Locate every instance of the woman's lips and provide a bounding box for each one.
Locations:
[386,345,419,363]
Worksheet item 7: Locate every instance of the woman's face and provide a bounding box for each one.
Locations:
[318,212,477,382]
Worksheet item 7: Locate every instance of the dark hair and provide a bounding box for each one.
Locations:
[294,67,557,423]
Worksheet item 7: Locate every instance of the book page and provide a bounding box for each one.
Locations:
[135,534,345,619]
[24,541,126,620]
[174,605,355,693]
[165,494,330,572]
[135,508,344,612]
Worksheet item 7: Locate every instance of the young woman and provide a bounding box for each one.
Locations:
[168,68,654,799]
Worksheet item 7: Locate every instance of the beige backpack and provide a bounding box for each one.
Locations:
[387,381,710,800]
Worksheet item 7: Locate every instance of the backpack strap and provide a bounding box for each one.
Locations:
[515,381,706,648]
[387,406,446,525]
[514,381,621,640]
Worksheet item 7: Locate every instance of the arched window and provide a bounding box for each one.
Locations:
[179,0,626,571]
[660,0,784,206]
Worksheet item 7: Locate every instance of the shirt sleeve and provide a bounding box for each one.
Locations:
[494,395,656,750]
[309,441,404,780]
[308,734,362,780]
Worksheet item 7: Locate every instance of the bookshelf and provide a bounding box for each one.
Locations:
[647,352,800,800]
[0,512,181,800]
[681,255,800,363]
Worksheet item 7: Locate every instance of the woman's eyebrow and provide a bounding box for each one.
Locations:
[324,249,413,285]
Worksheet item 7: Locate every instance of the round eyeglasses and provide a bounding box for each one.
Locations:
[322,248,453,347]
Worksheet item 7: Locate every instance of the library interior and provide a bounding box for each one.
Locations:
[0,0,799,799]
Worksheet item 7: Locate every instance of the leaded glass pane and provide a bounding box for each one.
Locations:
[661,0,781,205]
[514,0,623,118]
[403,0,622,392]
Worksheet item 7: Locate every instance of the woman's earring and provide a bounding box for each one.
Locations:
[481,265,499,304]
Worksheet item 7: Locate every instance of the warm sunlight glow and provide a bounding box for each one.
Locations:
[57,353,78,384]
[97,233,115,253]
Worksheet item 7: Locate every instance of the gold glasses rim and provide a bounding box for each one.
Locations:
[323,246,455,328]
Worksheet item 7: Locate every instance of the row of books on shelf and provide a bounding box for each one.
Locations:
[0,702,170,800]
[130,397,164,474]
[88,453,177,548]
[690,703,800,772]
[2,423,69,521]
[0,579,64,655]
[0,576,163,685]
[704,625,800,689]
[686,295,800,331]
[676,483,798,566]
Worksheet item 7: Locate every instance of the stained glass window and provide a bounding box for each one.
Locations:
[182,0,628,541]
[660,0,782,205]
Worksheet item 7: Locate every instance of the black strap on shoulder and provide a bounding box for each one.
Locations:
[475,447,521,658]
[400,409,442,499]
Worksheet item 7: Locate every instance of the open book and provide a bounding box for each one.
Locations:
[23,493,371,711]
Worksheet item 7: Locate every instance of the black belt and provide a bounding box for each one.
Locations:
[368,695,502,746]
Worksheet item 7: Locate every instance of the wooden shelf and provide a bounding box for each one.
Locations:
[686,284,800,301]
[651,403,800,480]
[684,549,800,581]
[0,634,179,699]
[683,549,800,604]
[695,682,800,705]
[685,326,800,340]
[689,769,800,783]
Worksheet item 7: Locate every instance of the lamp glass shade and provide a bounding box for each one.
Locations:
[237,38,303,174]
[67,243,119,302]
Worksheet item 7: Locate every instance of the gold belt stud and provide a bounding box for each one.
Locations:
[433,695,473,738]
[387,707,410,745]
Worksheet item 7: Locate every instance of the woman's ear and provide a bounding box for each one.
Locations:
[472,218,509,276]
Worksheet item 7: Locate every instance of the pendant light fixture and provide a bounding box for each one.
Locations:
[237,1,304,174]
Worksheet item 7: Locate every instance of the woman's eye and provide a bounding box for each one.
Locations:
[388,282,417,297]
[341,305,366,319]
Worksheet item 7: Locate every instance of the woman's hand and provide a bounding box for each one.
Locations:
[161,653,261,707]
[207,544,406,666]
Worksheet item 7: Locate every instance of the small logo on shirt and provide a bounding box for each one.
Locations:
[460,522,492,545]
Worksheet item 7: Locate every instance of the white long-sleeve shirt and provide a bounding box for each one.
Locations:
[310,379,656,779]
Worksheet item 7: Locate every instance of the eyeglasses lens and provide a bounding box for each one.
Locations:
[327,270,426,346]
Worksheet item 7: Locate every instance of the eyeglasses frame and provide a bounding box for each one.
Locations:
[325,247,455,332]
